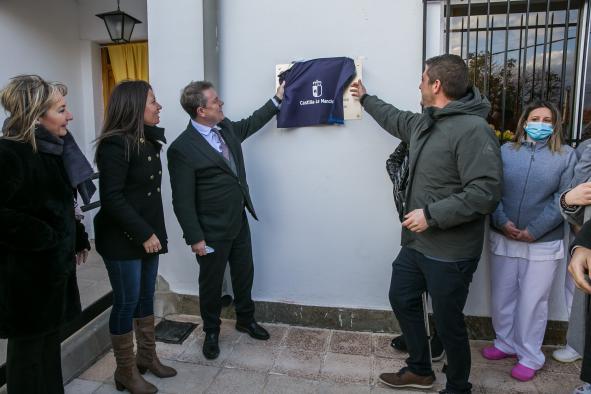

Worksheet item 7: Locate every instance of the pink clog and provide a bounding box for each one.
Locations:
[481,345,516,360]
[511,363,536,381]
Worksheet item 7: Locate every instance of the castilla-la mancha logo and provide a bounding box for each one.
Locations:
[312,80,323,98]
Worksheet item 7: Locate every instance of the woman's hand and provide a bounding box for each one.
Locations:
[76,249,89,265]
[515,229,535,243]
[502,221,520,239]
[142,234,162,254]
[565,182,591,206]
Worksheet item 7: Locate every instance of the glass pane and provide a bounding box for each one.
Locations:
[445,0,581,141]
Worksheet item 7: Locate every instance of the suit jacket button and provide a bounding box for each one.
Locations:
[156,153,160,158]
[150,175,155,180]
[147,192,152,196]
[158,170,162,175]
[148,156,152,161]
[157,187,161,192]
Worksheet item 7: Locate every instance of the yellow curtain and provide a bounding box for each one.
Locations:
[107,42,149,84]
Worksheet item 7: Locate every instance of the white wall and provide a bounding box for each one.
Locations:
[150,0,420,310]
[215,0,419,310]
[0,0,84,140]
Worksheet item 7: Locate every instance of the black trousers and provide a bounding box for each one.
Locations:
[6,329,63,394]
[196,213,256,333]
[389,247,478,394]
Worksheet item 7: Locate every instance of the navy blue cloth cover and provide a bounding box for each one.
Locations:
[277,57,356,128]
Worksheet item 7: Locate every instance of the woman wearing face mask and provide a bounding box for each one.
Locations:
[481,100,576,381]
[0,75,92,393]
[94,80,175,393]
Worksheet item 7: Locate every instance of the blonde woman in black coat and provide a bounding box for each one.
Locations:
[0,75,90,394]
[94,80,175,393]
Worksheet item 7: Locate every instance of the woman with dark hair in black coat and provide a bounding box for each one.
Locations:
[0,74,91,394]
[94,80,176,393]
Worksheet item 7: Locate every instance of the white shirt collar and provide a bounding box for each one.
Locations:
[191,119,218,136]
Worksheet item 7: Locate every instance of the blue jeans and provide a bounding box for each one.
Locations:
[104,256,159,335]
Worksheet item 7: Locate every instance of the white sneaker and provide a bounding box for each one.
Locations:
[553,345,582,363]
[573,383,591,394]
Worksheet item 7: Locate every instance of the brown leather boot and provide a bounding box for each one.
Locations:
[111,332,158,393]
[134,315,177,378]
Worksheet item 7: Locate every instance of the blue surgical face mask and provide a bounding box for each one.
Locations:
[524,122,553,141]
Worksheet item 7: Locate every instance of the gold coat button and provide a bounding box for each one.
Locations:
[150,175,154,180]
[158,170,162,175]
[140,138,145,143]
[156,153,160,158]
[157,187,161,192]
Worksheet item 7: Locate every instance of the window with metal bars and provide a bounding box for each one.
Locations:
[428,0,584,143]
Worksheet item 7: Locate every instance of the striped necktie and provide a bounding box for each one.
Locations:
[212,129,229,161]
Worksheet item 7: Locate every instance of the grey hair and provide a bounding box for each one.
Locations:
[180,80,214,119]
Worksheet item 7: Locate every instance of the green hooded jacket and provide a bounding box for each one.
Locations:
[363,87,502,260]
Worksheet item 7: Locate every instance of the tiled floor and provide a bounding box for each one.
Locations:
[66,314,583,394]
[76,241,111,310]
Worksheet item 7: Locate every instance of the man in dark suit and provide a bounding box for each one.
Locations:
[168,80,284,359]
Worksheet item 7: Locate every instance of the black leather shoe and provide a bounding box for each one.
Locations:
[203,332,220,359]
[235,321,270,340]
[391,335,407,352]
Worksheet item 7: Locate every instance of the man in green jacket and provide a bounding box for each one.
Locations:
[351,54,502,394]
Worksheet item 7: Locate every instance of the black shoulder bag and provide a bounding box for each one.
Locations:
[386,141,409,222]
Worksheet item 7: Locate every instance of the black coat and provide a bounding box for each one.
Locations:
[167,100,278,244]
[94,125,168,260]
[573,220,591,383]
[0,139,81,338]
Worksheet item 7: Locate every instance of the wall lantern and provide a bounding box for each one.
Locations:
[96,0,142,43]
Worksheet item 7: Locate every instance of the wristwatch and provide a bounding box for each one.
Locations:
[560,191,578,212]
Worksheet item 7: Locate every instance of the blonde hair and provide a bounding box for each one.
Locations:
[0,74,67,151]
[513,100,563,153]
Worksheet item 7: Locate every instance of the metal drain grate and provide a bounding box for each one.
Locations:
[154,319,198,344]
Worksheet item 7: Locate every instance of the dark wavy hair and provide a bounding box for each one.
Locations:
[95,80,151,160]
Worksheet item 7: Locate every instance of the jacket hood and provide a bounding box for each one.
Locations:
[428,86,491,120]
